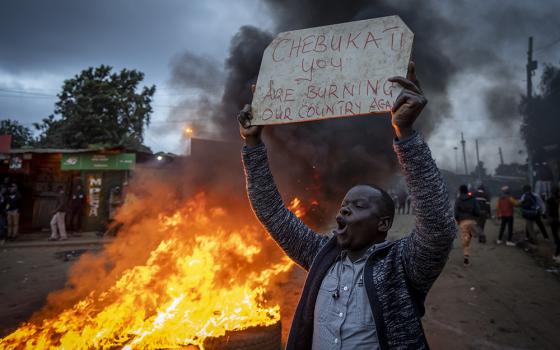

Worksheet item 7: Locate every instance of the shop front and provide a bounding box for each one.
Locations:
[0,149,135,233]
[61,152,135,231]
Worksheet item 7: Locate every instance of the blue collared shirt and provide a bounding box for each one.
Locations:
[312,241,389,350]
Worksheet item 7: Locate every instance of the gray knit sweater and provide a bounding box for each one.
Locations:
[242,132,457,350]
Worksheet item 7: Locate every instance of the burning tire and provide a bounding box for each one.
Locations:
[194,321,282,350]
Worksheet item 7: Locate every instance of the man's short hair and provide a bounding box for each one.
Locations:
[523,184,531,193]
[362,184,395,220]
[459,184,469,194]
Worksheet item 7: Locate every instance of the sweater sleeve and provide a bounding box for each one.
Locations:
[242,143,328,271]
[394,132,458,293]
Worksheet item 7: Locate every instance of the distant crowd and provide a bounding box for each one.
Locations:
[390,182,560,266]
[0,178,126,244]
[453,184,560,266]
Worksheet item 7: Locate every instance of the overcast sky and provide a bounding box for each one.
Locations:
[0,0,268,152]
[1,0,559,173]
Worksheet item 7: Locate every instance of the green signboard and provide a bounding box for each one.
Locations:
[61,153,136,170]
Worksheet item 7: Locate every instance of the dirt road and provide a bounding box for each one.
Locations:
[279,214,560,349]
[1,214,559,349]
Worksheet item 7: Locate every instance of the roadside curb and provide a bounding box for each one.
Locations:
[1,239,113,249]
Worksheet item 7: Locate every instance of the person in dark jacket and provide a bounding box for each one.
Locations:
[546,187,560,263]
[6,183,21,240]
[238,63,457,349]
[520,185,548,243]
[474,185,490,243]
[48,186,68,241]
[67,184,85,234]
[454,185,480,266]
[397,190,407,215]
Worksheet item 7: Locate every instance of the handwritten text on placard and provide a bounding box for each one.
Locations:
[251,16,414,125]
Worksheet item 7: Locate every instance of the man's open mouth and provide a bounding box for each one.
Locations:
[333,216,348,235]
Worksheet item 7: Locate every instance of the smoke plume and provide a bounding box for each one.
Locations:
[169,0,560,220]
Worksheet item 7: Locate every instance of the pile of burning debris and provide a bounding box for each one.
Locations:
[0,193,300,349]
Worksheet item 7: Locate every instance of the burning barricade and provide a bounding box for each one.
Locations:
[0,192,296,349]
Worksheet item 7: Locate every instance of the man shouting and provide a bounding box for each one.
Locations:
[238,62,457,349]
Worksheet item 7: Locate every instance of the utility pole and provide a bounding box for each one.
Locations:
[526,36,538,186]
[499,147,504,165]
[461,132,468,175]
[453,146,459,174]
[475,139,482,183]
[526,37,538,99]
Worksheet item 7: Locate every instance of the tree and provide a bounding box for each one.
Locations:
[0,119,34,148]
[34,65,156,150]
[521,64,560,163]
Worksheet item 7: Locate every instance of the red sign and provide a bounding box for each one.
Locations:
[0,135,12,152]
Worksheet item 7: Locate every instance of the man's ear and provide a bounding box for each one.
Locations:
[377,216,392,232]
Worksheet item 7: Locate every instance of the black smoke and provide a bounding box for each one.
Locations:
[169,0,560,223]
[167,26,272,140]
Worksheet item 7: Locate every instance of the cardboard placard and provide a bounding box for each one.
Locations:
[251,16,414,125]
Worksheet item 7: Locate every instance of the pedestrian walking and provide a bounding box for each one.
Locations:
[455,184,480,266]
[67,184,85,234]
[496,186,517,246]
[474,185,490,243]
[49,186,68,241]
[546,187,560,263]
[406,194,412,214]
[390,190,399,214]
[397,190,407,214]
[6,183,21,240]
[520,185,549,243]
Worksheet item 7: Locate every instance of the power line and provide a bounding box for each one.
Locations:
[0,88,57,97]
[0,94,56,100]
[535,36,560,52]
[0,88,196,106]
[0,87,58,95]
[0,86,199,97]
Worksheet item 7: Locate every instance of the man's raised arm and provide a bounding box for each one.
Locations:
[238,104,328,270]
[389,63,458,293]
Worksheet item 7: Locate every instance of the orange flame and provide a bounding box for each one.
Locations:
[288,197,306,218]
[0,194,293,349]
[288,197,320,220]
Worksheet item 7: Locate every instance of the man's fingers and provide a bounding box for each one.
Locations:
[391,91,426,113]
[251,84,256,95]
[237,113,249,128]
[238,104,253,128]
[388,76,421,94]
[392,91,418,112]
[406,61,415,82]
[406,61,422,91]
[238,113,251,128]
[392,92,408,113]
